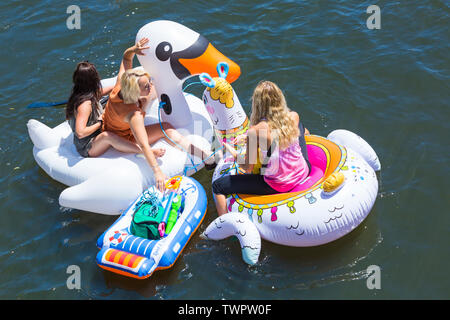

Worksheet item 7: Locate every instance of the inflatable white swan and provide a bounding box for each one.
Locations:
[27,20,240,215]
[197,69,381,265]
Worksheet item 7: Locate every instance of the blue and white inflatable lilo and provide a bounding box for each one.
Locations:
[96,175,207,279]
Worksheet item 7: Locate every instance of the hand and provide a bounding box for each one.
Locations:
[232,134,247,145]
[154,170,167,193]
[223,142,238,159]
[130,37,150,56]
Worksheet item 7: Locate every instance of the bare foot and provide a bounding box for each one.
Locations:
[152,148,166,158]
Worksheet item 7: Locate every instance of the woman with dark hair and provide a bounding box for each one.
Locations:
[66,61,165,158]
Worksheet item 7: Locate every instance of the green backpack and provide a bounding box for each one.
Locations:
[130,202,164,240]
[130,190,184,240]
[130,191,164,240]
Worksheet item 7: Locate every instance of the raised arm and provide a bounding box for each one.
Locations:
[116,38,150,84]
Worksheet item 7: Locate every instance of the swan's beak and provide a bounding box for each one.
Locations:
[177,38,241,83]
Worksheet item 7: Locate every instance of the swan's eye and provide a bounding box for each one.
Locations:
[155,42,172,61]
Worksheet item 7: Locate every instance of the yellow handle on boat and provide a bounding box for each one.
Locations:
[165,175,183,190]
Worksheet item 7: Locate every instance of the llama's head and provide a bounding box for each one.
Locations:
[200,62,249,144]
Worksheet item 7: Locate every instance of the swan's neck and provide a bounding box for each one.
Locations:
[154,81,192,128]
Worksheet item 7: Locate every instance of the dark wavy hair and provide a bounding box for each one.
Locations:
[66,61,102,120]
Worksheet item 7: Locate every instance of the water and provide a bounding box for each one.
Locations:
[0,0,448,299]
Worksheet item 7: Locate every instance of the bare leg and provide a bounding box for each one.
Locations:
[145,122,215,164]
[89,131,166,158]
[88,132,141,157]
[213,193,228,216]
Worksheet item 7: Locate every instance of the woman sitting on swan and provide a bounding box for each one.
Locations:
[102,37,216,192]
[213,80,311,216]
[66,61,158,159]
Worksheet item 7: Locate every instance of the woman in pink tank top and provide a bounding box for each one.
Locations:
[262,140,309,193]
[212,80,311,216]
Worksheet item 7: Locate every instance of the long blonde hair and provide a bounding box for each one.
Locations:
[250,80,299,149]
[120,68,150,104]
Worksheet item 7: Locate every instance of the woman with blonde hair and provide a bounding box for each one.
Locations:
[212,80,311,216]
[102,38,216,192]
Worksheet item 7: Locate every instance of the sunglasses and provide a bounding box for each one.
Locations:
[143,77,154,91]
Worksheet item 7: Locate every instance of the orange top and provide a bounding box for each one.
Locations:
[102,82,145,142]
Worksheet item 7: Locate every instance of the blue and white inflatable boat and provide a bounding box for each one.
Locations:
[96,176,207,279]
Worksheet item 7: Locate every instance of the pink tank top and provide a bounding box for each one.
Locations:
[262,142,309,193]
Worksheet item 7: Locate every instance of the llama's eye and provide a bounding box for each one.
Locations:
[203,95,208,105]
[155,42,172,61]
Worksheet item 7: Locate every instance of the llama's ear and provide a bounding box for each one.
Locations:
[199,73,216,88]
[217,62,229,79]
